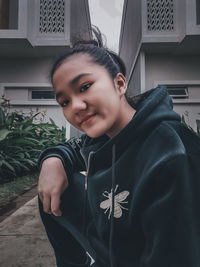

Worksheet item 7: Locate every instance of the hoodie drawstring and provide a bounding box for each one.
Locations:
[109,144,116,267]
[83,180,88,234]
[82,146,116,266]
[81,151,94,234]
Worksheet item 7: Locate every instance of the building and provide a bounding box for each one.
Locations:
[0,0,91,138]
[119,0,200,130]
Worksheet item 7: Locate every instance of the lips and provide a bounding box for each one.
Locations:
[81,114,96,124]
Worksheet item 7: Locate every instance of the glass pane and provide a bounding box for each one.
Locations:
[197,0,200,24]
[167,87,188,99]
[168,89,187,95]
[32,91,55,99]
[0,0,18,29]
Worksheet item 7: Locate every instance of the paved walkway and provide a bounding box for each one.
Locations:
[0,191,57,267]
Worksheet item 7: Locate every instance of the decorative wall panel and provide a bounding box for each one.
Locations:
[39,0,65,33]
[147,0,174,31]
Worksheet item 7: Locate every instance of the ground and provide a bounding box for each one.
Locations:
[0,186,57,267]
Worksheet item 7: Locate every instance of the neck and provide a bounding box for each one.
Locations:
[106,99,136,138]
[121,100,136,127]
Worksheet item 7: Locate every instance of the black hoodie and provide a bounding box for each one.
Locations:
[38,85,200,267]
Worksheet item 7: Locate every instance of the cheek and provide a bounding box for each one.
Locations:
[62,109,83,131]
[94,91,119,112]
[62,109,72,123]
[101,96,120,115]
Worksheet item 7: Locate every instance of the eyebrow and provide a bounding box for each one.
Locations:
[55,73,92,100]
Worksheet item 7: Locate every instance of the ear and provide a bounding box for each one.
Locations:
[113,73,127,97]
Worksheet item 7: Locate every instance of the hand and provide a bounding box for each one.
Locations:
[37,157,69,216]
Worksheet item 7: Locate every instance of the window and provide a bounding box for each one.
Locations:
[167,86,189,99]
[0,0,19,29]
[31,90,55,100]
[197,0,200,24]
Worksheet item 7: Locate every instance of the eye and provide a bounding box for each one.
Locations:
[60,100,69,108]
[80,83,91,93]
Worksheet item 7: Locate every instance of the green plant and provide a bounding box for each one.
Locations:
[181,115,200,137]
[0,96,66,183]
[0,172,39,201]
[196,119,200,136]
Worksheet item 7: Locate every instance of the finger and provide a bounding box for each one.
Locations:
[38,193,43,204]
[43,194,52,214]
[37,186,43,203]
[51,193,62,216]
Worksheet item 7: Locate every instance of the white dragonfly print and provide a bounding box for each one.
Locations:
[100,184,130,219]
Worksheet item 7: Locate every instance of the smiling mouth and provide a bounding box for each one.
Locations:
[81,114,96,125]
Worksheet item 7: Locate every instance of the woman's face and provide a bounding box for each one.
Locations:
[53,53,131,138]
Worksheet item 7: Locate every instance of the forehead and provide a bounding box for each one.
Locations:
[54,54,95,77]
[52,53,109,88]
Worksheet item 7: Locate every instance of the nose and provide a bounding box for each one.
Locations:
[71,96,87,113]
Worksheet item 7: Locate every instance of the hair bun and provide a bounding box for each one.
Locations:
[73,39,99,48]
[73,25,106,48]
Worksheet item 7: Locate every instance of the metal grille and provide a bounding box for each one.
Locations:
[147,0,174,31]
[39,0,65,33]
[167,86,189,99]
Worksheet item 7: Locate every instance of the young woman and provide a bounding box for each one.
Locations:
[37,29,200,267]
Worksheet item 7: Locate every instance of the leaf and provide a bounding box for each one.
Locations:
[0,107,5,126]
[7,145,24,151]
[49,118,56,125]
[21,158,35,166]
[24,137,41,143]
[0,129,11,141]
[2,160,15,173]
[28,149,42,153]
[9,129,35,137]
[13,160,30,171]
[17,153,25,159]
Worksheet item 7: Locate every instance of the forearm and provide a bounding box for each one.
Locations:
[37,136,87,181]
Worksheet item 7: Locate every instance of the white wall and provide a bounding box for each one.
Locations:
[0,58,51,83]
[145,54,200,130]
[145,54,200,90]
[0,57,68,129]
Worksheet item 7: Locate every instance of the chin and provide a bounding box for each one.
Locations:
[84,128,107,138]
[85,132,103,138]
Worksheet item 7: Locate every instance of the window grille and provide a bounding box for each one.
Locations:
[39,0,65,33]
[31,90,55,100]
[167,86,189,99]
[147,0,174,31]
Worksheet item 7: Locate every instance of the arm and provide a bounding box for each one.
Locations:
[37,134,87,181]
[37,135,87,216]
[140,154,200,267]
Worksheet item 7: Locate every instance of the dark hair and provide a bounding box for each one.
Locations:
[50,26,126,81]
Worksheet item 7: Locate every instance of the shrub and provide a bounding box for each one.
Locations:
[196,120,200,136]
[0,97,66,184]
[181,115,200,137]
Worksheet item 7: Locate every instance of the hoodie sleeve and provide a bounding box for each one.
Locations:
[140,153,200,267]
[37,134,87,182]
